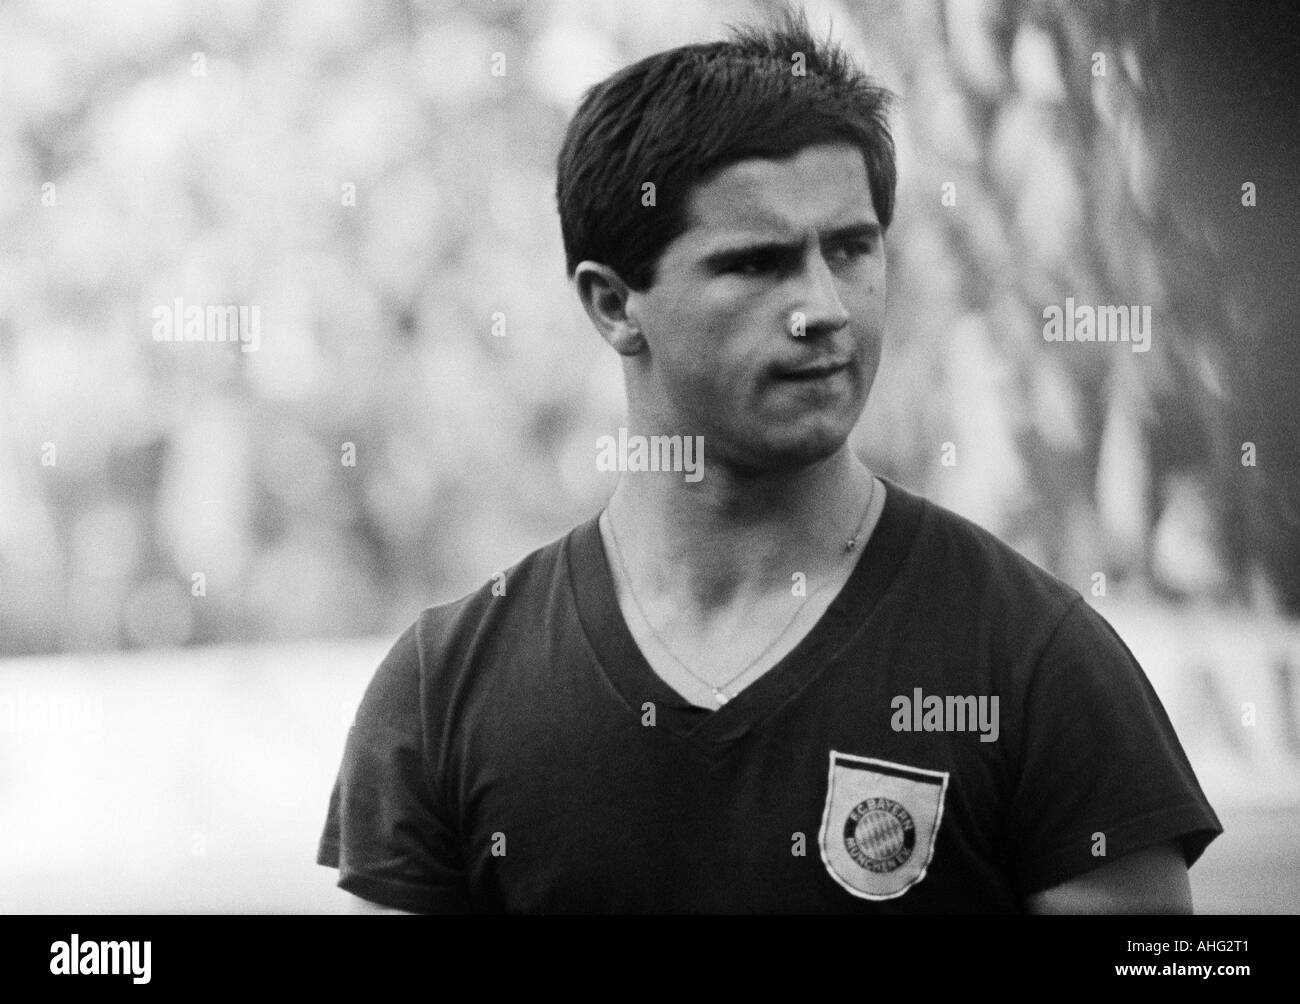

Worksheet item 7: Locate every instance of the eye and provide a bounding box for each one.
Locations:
[724,253,780,276]
[825,239,876,266]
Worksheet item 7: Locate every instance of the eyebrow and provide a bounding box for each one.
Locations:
[697,222,882,268]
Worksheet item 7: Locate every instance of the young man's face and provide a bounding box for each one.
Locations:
[625,142,886,473]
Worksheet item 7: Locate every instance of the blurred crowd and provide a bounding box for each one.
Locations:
[1,0,1295,655]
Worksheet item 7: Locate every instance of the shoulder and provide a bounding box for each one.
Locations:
[386,516,594,681]
[886,481,1097,675]
[901,498,1178,761]
[895,483,1079,613]
[351,517,592,732]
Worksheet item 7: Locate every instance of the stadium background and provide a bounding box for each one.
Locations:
[0,0,1296,912]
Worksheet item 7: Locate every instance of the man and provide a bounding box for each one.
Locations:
[318,9,1221,913]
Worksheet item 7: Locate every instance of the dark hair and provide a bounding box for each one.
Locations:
[555,6,897,291]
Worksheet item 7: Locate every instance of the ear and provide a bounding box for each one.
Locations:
[573,261,645,356]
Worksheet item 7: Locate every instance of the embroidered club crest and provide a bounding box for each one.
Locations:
[818,751,949,901]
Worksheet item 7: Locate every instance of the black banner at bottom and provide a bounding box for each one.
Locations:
[0,914,1281,991]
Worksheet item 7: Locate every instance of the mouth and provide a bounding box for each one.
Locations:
[772,359,852,381]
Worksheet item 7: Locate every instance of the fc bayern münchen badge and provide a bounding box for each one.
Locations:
[818,751,949,900]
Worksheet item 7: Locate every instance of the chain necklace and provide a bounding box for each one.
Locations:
[603,475,876,706]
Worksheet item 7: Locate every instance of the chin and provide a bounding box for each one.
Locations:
[736,423,852,472]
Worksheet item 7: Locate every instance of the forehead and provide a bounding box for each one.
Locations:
[681,143,877,242]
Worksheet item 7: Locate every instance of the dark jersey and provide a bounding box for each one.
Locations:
[317,477,1221,913]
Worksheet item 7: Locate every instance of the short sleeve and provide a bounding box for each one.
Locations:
[1005,598,1223,897]
[317,621,471,913]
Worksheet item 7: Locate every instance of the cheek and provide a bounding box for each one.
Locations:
[662,336,758,420]
[854,267,886,303]
[849,285,886,335]
[661,295,752,367]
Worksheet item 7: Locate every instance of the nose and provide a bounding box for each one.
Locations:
[790,251,850,338]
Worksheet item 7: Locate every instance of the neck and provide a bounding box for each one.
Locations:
[605,442,875,614]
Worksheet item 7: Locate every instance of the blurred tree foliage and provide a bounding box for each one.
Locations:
[864,0,1300,608]
[0,0,1295,655]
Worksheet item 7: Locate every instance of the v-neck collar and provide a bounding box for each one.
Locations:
[567,475,925,760]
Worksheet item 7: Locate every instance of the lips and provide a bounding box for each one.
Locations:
[773,359,851,380]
